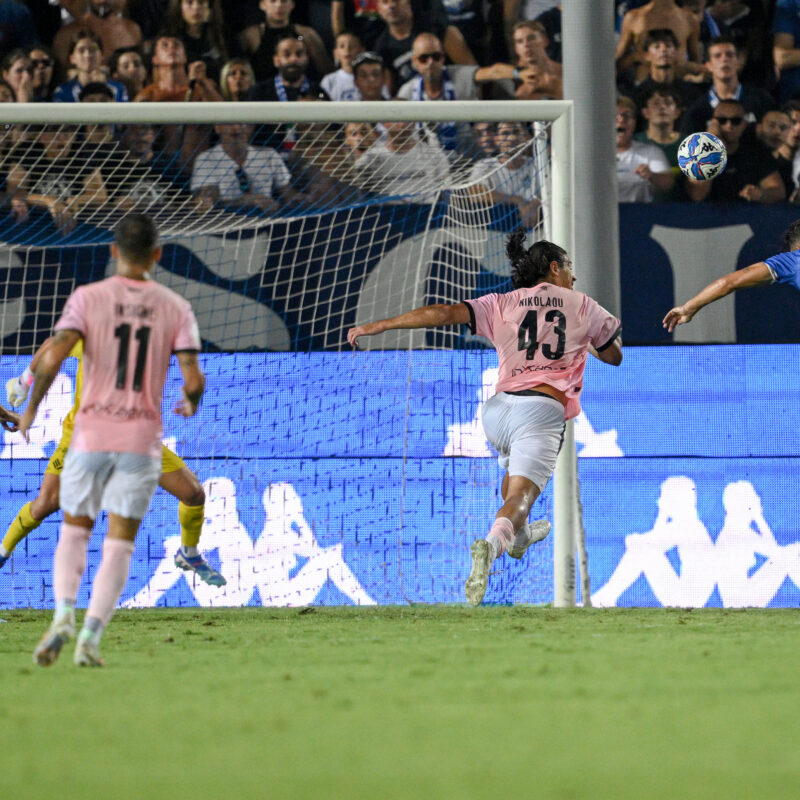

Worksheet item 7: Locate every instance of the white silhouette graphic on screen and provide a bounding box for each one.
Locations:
[123,478,374,607]
[716,481,800,607]
[443,366,623,457]
[253,483,376,606]
[1,373,73,458]
[591,476,716,608]
[123,477,257,607]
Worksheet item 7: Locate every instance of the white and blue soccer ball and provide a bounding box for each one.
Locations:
[677,132,727,181]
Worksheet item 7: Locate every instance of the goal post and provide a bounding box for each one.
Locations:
[0,99,584,608]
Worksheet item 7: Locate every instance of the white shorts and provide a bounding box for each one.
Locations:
[60,450,161,520]
[481,391,566,491]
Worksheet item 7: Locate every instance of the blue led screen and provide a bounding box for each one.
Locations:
[1,346,799,609]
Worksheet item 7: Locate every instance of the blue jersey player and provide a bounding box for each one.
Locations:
[663,219,800,332]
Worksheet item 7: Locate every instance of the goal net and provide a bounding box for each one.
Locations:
[0,100,577,610]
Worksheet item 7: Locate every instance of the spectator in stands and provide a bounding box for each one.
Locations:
[615,0,702,85]
[136,34,223,102]
[373,0,477,92]
[351,50,389,101]
[161,0,229,82]
[1,50,33,103]
[77,80,117,147]
[248,35,330,153]
[467,121,540,229]
[472,121,497,157]
[239,0,332,82]
[54,0,143,71]
[322,31,380,101]
[616,95,674,202]
[249,34,329,102]
[637,86,682,154]
[681,36,776,136]
[109,47,149,97]
[120,123,185,186]
[508,21,562,100]
[397,33,521,151]
[0,0,39,56]
[5,124,106,234]
[54,30,130,102]
[220,58,256,101]
[135,34,224,172]
[755,107,793,198]
[756,109,791,154]
[352,119,450,203]
[636,85,684,199]
[343,121,379,162]
[191,122,302,214]
[686,99,786,203]
[27,46,57,102]
[774,0,800,103]
[768,101,800,201]
[683,0,769,85]
[620,28,705,113]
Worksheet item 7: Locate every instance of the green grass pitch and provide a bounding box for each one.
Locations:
[1,606,799,799]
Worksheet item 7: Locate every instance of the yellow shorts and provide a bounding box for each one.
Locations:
[46,433,186,477]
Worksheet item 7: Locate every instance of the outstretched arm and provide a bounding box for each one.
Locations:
[19,329,82,439]
[663,262,773,332]
[347,303,472,347]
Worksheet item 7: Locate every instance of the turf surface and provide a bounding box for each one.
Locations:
[1,606,798,799]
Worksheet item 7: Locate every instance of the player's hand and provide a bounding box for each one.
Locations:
[663,305,696,332]
[0,405,20,433]
[174,388,198,417]
[188,61,207,82]
[347,325,369,347]
[6,375,29,407]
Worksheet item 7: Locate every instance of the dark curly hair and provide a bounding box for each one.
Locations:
[782,218,800,251]
[507,230,568,289]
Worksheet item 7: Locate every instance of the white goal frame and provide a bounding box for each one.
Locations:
[3,99,581,607]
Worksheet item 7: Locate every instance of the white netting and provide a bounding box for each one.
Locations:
[0,103,562,608]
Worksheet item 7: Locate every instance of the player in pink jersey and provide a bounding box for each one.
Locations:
[347,231,622,605]
[19,213,205,667]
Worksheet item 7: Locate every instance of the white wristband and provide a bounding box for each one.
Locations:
[22,366,34,386]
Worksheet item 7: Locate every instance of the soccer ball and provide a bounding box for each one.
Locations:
[677,132,727,181]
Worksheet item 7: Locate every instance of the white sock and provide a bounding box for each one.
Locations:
[0,545,9,558]
[181,545,199,558]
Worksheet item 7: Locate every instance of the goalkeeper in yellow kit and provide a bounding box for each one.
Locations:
[0,338,226,587]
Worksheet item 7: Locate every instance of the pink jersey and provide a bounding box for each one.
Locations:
[55,274,201,457]
[465,283,620,420]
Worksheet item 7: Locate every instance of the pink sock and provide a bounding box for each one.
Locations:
[53,523,92,605]
[487,517,515,558]
[86,538,135,626]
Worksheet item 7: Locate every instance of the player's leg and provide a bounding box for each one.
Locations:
[467,394,563,605]
[466,473,541,606]
[33,449,109,666]
[159,446,226,586]
[74,452,160,667]
[0,444,66,568]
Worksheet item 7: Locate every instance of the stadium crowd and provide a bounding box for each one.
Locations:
[0,0,796,228]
